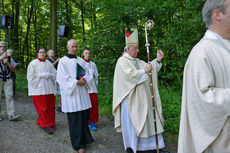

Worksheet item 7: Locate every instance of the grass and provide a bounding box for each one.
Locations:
[97,79,113,115]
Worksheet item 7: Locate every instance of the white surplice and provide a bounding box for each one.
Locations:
[27,59,56,96]
[84,61,98,93]
[57,56,93,113]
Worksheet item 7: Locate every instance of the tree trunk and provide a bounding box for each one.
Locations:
[13,0,20,52]
[65,0,73,39]
[1,0,5,14]
[9,0,15,49]
[33,7,37,51]
[22,0,34,68]
[80,0,86,42]
[49,0,57,51]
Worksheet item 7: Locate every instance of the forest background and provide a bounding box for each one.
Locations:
[0,0,207,143]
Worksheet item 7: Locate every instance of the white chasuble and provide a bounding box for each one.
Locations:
[113,52,164,137]
[178,32,230,153]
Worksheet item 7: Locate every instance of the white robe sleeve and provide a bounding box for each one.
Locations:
[83,65,93,90]
[137,59,162,85]
[57,60,78,95]
[83,66,93,83]
[49,63,56,85]
[194,54,230,114]
[94,64,99,86]
[151,59,162,72]
[137,71,146,84]
[157,62,162,72]
[27,62,40,88]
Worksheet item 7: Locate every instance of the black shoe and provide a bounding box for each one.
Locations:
[127,148,134,153]
[149,149,170,153]
[42,127,54,134]
[56,106,62,112]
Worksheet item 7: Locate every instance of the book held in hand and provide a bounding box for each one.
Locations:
[76,63,85,80]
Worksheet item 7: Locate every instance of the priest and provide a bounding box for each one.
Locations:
[178,0,230,152]
[57,39,93,153]
[113,29,169,153]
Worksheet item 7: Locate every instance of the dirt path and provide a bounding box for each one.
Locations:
[0,94,177,153]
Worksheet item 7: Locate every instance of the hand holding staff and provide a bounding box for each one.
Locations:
[145,20,160,153]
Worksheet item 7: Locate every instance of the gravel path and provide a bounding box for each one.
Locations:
[0,94,177,153]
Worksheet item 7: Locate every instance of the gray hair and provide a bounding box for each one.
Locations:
[67,39,77,46]
[202,0,227,28]
[0,41,7,45]
[124,46,128,52]
[6,49,13,53]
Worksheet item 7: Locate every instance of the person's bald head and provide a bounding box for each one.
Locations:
[67,39,78,55]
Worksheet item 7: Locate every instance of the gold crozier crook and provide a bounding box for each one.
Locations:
[145,20,160,153]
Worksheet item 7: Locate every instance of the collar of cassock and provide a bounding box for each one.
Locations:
[37,58,46,62]
[66,53,77,59]
[83,58,90,63]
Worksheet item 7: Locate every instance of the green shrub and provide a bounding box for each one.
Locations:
[98,79,113,115]
[159,85,181,135]
[15,70,28,96]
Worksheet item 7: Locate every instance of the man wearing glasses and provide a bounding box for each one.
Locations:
[0,41,20,121]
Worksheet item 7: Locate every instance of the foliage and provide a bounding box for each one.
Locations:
[159,85,181,134]
[98,79,113,115]
[15,70,28,97]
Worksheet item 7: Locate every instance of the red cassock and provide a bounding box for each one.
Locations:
[32,94,55,128]
[88,93,99,124]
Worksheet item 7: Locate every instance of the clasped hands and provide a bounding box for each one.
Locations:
[37,72,54,78]
[77,77,86,86]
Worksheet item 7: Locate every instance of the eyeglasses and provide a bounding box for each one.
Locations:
[0,46,6,48]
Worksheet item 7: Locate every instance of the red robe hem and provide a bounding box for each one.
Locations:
[88,93,99,124]
[32,94,55,127]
